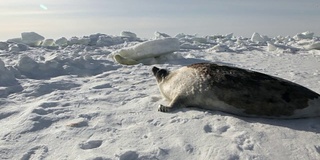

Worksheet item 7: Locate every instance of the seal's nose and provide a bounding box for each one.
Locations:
[152,67,159,76]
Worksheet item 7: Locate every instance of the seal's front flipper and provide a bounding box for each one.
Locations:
[158,96,185,112]
[158,104,172,112]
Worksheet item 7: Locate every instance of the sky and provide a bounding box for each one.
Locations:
[1,0,320,40]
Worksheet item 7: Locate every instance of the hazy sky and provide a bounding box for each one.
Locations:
[1,0,320,40]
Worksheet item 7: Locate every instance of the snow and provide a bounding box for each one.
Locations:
[0,31,320,160]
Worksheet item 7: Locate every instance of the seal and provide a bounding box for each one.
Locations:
[152,63,320,118]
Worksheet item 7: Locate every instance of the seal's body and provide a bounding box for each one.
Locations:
[152,63,320,118]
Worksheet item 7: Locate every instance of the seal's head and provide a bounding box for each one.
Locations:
[152,67,169,83]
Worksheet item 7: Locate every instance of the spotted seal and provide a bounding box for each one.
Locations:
[152,63,320,118]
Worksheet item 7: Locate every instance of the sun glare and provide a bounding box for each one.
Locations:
[40,4,48,10]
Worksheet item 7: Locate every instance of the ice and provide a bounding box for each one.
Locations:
[96,35,124,47]
[55,37,68,47]
[17,43,29,51]
[7,43,28,53]
[8,44,21,52]
[68,37,90,45]
[112,37,180,65]
[207,34,224,40]
[17,55,39,74]
[154,31,171,39]
[267,42,278,51]
[0,59,16,86]
[21,32,45,46]
[7,37,23,44]
[120,31,138,41]
[308,42,320,50]
[251,32,268,43]
[0,42,9,50]
[207,44,232,52]
[180,42,201,50]
[0,59,22,97]
[96,36,114,46]
[294,31,314,40]
[224,33,234,39]
[42,39,55,47]
[15,53,116,79]
[192,37,208,44]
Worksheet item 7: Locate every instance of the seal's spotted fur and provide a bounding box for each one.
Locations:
[152,63,320,118]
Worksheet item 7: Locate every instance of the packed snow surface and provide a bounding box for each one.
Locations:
[1,31,320,160]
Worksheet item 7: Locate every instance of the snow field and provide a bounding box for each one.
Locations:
[0,31,320,159]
